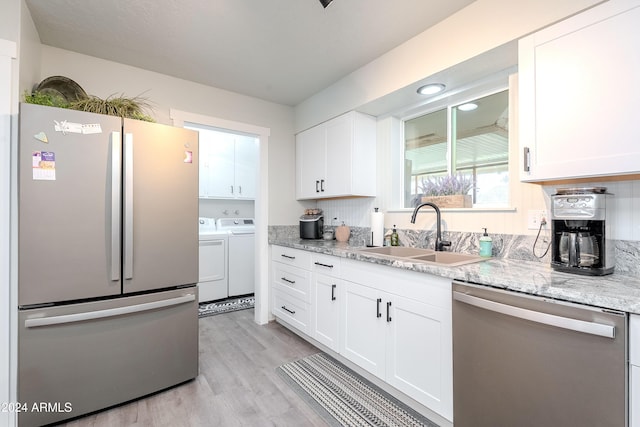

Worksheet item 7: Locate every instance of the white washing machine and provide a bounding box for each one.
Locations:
[198,217,228,303]
[216,218,255,297]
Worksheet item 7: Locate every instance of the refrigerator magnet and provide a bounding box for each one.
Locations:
[32,151,56,181]
[184,151,193,163]
[33,131,49,143]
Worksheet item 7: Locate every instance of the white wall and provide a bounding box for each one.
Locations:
[294,0,604,131]
[37,46,302,226]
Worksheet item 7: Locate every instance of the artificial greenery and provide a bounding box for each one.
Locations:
[23,91,155,122]
[23,90,69,108]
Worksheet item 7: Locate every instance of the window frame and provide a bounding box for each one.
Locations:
[395,80,512,211]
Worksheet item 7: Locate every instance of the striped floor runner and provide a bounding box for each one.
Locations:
[277,353,439,427]
[198,296,254,318]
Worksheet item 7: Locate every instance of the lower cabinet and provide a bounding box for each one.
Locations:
[270,246,453,422]
[340,261,453,421]
[631,314,640,427]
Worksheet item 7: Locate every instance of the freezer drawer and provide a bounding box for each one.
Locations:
[18,287,198,427]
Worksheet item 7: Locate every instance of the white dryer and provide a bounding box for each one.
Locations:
[216,218,255,297]
[198,217,228,303]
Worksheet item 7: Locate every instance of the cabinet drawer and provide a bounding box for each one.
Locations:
[631,314,640,365]
[273,289,309,334]
[272,245,312,270]
[312,253,341,277]
[272,262,311,302]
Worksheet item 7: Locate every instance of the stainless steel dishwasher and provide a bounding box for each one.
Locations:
[452,281,627,427]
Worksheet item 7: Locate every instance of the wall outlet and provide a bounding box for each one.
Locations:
[527,210,548,230]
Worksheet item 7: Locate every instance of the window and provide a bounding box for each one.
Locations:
[403,89,509,208]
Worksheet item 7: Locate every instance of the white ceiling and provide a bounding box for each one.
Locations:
[25,0,476,106]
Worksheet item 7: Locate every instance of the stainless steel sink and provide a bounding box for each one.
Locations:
[358,246,487,266]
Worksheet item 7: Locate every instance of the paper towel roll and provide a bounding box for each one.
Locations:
[371,209,384,247]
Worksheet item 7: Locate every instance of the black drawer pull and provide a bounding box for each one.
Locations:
[281,254,296,260]
[376,298,382,318]
[282,305,295,315]
[281,277,295,285]
[331,284,337,301]
[314,261,334,269]
[386,301,392,322]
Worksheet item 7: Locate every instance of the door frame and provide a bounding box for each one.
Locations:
[170,109,270,325]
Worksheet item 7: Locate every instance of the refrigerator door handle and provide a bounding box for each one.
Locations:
[24,294,196,328]
[124,133,134,280]
[110,131,122,281]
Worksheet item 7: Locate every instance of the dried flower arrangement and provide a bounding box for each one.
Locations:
[412,173,474,208]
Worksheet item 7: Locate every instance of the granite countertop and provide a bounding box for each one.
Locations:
[270,238,640,315]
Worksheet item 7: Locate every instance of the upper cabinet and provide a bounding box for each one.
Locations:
[199,132,258,199]
[296,111,376,200]
[518,0,640,182]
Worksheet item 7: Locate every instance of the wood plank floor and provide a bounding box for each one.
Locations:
[60,309,328,426]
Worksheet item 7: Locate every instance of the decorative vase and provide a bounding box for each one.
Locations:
[421,195,472,208]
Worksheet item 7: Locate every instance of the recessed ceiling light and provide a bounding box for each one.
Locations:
[458,103,478,111]
[417,83,445,96]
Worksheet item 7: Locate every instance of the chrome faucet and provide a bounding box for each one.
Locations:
[410,202,451,251]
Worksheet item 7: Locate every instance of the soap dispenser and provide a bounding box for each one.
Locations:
[479,228,492,257]
[390,225,399,246]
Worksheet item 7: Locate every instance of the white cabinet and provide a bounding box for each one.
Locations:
[311,254,341,352]
[199,131,257,199]
[631,314,640,427]
[271,246,312,333]
[270,245,453,421]
[296,111,376,200]
[518,0,640,182]
[340,259,453,421]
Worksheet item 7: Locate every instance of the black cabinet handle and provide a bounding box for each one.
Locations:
[314,262,334,269]
[386,301,392,322]
[281,254,295,260]
[281,277,295,284]
[282,305,295,315]
[376,298,382,318]
[316,180,320,192]
[331,284,336,301]
[320,179,325,192]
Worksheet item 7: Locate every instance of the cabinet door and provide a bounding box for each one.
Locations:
[234,135,258,199]
[296,125,326,199]
[519,0,640,181]
[312,274,340,351]
[206,134,235,197]
[386,295,453,421]
[632,365,640,427]
[324,113,352,197]
[340,281,386,379]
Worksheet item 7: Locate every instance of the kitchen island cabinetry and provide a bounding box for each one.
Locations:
[519,0,640,182]
[632,314,640,427]
[296,111,376,200]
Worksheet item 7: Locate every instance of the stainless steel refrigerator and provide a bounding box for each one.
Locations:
[17,102,199,426]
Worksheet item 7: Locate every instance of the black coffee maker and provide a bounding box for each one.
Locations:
[551,187,614,276]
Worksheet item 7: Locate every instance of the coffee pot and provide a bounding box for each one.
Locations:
[558,231,599,267]
[550,187,614,276]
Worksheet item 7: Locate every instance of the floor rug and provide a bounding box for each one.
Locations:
[198,296,254,318]
[276,352,440,427]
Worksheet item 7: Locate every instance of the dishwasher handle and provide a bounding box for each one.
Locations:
[453,291,615,339]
